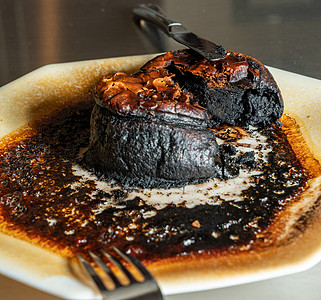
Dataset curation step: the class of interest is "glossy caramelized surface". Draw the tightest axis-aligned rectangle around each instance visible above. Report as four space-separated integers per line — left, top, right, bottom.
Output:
95 50 283 126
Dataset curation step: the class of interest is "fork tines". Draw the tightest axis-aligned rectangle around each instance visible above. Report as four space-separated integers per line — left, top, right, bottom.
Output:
77 246 164 300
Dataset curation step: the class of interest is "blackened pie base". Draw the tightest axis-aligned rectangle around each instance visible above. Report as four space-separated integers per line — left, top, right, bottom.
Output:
84 105 223 188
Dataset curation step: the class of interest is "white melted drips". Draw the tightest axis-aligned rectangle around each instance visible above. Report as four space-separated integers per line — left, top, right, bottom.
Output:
70 127 271 214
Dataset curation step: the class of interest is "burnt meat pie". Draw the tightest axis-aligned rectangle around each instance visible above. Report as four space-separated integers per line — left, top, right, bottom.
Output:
83 50 283 188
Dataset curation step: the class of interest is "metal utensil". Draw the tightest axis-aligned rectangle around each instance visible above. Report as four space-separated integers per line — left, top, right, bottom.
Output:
133 4 226 61
77 246 164 300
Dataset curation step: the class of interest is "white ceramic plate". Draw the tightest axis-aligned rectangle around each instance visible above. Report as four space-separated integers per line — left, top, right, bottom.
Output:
0 55 321 299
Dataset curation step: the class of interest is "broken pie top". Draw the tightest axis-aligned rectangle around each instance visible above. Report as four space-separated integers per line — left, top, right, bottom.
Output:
95 49 284 127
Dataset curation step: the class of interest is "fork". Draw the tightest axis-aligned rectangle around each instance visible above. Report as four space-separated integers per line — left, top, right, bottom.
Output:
77 246 164 300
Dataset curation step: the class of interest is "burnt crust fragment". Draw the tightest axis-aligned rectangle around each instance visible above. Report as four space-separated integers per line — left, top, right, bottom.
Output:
83 50 283 188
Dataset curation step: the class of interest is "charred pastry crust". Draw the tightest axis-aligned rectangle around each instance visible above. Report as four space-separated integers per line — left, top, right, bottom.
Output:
84 50 283 188
95 49 283 126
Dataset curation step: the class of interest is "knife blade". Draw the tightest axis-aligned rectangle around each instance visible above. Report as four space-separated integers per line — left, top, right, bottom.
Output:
133 4 226 62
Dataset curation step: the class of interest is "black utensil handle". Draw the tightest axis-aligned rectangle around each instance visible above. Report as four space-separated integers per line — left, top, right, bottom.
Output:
133 4 177 34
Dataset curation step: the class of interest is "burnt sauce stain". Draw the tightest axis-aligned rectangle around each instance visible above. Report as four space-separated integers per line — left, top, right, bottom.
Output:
0 103 309 262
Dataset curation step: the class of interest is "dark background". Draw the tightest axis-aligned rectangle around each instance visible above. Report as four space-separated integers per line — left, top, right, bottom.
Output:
1 0 321 87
